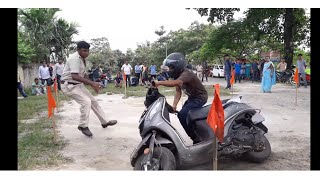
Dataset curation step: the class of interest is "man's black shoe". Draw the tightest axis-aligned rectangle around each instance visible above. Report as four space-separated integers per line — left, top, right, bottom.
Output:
102 120 118 128
78 126 93 137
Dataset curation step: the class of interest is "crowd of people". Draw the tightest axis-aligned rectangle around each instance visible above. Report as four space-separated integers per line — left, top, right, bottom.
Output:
222 53 308 93
17 50 309 98
17 59 65 98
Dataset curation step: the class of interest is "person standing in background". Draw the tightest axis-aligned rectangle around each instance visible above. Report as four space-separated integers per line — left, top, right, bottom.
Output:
196 63 203 80
223 54 232 89
296 54 307 88
150 64 157 79
39 61 51 86
134 62 142 84
52 59 65 91
201 61 209 82
121 60 133 87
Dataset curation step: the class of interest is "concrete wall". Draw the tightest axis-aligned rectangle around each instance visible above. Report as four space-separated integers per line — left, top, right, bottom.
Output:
18 63 40 88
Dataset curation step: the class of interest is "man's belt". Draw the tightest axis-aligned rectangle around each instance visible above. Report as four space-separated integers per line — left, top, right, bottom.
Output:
60 80 81 85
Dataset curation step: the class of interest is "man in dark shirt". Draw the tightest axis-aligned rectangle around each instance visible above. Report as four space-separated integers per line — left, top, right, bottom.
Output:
251 60 259 82
114 72 123 88
223 54 232 89
154 53 208 144
202 61 209 82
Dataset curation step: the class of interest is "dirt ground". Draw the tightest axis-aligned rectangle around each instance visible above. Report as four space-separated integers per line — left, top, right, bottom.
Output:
44 77 310 170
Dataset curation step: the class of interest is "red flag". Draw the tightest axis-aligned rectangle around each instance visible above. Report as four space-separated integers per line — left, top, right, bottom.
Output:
293 67 299 86
47 86 57 119
207 84 225 143
230 69 235 86
53 78 58 93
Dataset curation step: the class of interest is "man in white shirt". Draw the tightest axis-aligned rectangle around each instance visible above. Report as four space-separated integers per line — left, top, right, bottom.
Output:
121 60 132 87
276 58 287 82
52 59 65 90
38 61 51 86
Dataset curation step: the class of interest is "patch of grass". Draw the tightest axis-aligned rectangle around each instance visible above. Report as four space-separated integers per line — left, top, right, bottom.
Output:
18 116 71 170
204 85 230 96
85 84 176 97
18 87 71 170
86 83 230 97
18 88 69 121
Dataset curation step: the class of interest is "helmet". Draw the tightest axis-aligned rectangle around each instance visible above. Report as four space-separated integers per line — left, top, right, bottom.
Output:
162 52 186 79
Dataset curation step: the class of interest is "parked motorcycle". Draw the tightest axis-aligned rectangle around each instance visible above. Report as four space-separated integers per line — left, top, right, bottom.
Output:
276 69 295 85
130 83 271 170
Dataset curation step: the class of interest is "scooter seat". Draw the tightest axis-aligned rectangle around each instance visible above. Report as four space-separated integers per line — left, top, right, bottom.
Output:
187 99 229 122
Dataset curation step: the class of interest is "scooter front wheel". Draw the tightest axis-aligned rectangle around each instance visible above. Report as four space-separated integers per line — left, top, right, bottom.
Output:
133 147 176 170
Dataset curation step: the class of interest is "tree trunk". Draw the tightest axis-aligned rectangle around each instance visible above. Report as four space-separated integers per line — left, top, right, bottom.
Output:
283 8 294 70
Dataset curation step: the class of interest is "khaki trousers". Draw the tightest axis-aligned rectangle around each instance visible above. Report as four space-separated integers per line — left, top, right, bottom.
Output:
197 71 203 79
61 83 107 128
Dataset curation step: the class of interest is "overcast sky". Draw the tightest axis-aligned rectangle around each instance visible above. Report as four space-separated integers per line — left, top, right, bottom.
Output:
56 7 245 52
56 7 310 52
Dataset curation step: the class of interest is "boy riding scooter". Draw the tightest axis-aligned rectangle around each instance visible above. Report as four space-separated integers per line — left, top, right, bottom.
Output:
153 52 207 144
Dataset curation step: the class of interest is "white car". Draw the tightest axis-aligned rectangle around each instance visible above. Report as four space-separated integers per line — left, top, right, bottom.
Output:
211 64 225 77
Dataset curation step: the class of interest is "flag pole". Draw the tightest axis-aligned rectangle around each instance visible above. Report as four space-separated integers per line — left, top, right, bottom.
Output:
212 137 218 170
231 85 233 98
55 80 59 112
295 85 298 106
51 113 57 144
123 72 127 98
125 78 127 98
47 85 57 144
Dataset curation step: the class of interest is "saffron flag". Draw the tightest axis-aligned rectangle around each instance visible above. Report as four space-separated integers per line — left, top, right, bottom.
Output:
206 84 225 143
47 86 56 118
230 69 235 86
53 78 58 93
293 67 299 86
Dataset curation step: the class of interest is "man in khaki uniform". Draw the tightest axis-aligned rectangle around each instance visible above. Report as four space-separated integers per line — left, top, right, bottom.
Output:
195 64 203 79
61 41 117 137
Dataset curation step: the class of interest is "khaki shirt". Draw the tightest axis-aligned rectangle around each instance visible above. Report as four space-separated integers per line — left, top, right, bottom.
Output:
196 65 203 72
61 51 86 83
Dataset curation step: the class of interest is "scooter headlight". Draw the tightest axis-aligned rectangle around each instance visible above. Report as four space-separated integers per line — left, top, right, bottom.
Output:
145 101 162 122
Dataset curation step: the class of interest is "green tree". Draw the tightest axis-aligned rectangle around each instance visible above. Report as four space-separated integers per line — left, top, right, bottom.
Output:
192 8 310 69
134 41 153 66
18 31 36 64
18 8 79 63
88 37 114 66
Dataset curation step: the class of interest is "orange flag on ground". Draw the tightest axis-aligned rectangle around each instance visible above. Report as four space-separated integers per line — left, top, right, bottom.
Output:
293 67 299 86
47 86 57 119
207 84 225 143
53 79 58 93
230 69 235 86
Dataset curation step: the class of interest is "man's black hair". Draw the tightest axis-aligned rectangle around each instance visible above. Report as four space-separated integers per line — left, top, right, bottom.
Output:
298 54 303 56
77 41 90 49
224 54 229 57
34 78 39 81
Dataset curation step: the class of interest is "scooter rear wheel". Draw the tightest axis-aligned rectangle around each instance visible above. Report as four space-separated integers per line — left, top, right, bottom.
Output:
134 147 176 170
243 134 271 163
